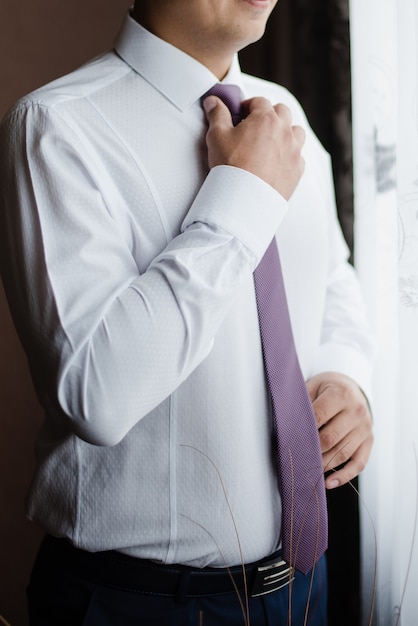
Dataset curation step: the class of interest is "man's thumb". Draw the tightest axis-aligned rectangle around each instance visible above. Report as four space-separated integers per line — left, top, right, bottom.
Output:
202 96 232 126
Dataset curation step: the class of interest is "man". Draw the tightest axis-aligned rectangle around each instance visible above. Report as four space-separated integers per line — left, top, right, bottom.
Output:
0 1 374 624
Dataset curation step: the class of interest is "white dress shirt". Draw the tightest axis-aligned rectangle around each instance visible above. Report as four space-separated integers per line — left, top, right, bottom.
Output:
0 15 373 567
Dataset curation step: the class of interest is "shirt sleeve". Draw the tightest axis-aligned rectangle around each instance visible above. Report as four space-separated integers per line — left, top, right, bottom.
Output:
309 150 375 401
0 102 286 446
276 86 374 399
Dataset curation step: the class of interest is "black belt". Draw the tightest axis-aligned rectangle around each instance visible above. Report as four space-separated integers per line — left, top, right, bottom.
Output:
43 536 295 601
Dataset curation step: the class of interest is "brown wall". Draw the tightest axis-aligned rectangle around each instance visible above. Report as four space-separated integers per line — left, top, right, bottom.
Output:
0 2 131 624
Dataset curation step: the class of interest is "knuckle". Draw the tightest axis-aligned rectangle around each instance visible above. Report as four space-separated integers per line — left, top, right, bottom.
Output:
265 108 281 126
275 102 291 118
337 470 351 486
253 96 270 106
292 124 306 143
315 408 326 426
356 458 367 474
352 401 371 427
334 446 351 466
250 97 275 115
206 123 220 139
320 430 337 450
338 383 351 403
345 457 364 478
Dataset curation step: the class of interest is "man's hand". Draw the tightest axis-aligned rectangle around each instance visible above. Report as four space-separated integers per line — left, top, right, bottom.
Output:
203 96 305 200
306 372 374 490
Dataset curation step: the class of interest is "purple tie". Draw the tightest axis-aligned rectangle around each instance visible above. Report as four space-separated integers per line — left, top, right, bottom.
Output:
203 84 328 574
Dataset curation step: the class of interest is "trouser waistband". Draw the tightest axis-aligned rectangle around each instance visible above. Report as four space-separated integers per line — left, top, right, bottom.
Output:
42 535 295 601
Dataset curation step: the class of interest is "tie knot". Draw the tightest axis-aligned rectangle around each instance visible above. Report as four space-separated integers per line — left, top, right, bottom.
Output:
203 83 243 126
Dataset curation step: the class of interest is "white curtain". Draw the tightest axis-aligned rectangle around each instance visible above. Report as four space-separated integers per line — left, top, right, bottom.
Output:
350 0 418 624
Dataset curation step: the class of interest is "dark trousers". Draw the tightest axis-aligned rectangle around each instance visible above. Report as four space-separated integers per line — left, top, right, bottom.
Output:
27 536 328 626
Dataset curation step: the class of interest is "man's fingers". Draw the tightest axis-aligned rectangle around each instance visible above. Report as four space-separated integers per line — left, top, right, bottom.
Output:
203 94 306 197
322 433 356 470
319 414 352 454
324 435 374 489
311 388 345 429
322 423 374 471
292 124 306 147
272 105 305 148
306 372 374 489
273 102 292 123
242 96 277 115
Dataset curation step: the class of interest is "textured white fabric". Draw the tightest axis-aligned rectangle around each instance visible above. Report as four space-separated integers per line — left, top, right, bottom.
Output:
0 15 373 567
351 0 418 622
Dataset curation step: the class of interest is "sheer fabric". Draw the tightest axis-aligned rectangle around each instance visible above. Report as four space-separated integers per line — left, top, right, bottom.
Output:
350 0 418 623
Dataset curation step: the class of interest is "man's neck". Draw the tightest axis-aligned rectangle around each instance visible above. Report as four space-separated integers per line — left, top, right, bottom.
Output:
131 7 233 80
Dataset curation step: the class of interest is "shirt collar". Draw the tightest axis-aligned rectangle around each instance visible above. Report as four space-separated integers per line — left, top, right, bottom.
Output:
114 14 245 111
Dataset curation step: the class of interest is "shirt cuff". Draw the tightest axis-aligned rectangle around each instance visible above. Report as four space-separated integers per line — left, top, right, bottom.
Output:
309 343 374 405
182 165 288 263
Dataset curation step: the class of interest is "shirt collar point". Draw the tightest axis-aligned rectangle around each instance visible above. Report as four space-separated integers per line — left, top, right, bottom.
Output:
114 14 244 110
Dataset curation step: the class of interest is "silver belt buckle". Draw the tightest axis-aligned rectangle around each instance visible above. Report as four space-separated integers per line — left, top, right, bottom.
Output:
250 557 295 597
